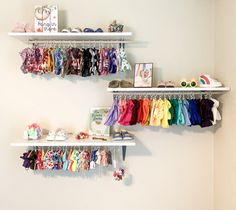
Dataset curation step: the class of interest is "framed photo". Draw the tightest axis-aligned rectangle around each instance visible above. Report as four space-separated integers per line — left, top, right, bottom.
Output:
134 63 153 87
89 107 110 137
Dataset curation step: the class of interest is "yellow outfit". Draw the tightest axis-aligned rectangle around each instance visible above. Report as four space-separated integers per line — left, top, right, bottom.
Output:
149 99 164 126
161 99 171 128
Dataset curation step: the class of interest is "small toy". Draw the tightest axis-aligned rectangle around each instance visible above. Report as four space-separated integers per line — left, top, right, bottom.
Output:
23 123 42 140
76 132 89 140
108 20 124 32
113 168 125 181
180 78 197 87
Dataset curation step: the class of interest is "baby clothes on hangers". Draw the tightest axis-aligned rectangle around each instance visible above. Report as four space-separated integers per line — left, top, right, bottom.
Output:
189 99 202 126
176 99 185 125
149 99 164 126
118 99 134 126
104 99 119 126
199 99 214 128
129 99 140 125
105 96 222 128
19 46 130 77
137 99 143 124
182 99 191 126
109 48 117 74
210 98 221 125
117 47 131 72
161 98 172 128
82 48 92 77
141 98 151 126
20 147 114 172
168 99 175 125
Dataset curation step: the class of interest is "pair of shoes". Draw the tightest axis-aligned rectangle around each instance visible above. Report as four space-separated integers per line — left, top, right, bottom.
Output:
61 27 104 33
108 80 133 88
83 28 103 32
157 81 175 88
61 27 82 33
199 74 222 88
112 131 134 141
12 22 34 32
46 129 68 141
180 78 197 88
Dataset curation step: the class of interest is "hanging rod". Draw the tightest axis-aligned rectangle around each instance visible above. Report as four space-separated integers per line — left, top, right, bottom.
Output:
28 40 133 44
112 91 225 96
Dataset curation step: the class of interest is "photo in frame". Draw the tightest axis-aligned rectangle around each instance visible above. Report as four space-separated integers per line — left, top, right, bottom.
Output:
134 63 153 87
89 107 110 137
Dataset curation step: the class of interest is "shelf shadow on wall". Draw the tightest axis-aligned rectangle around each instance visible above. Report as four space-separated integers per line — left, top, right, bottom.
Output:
33 165 117 179
30 70 135 84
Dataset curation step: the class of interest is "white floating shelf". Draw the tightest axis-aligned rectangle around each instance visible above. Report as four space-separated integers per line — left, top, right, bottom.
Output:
10 136 136 147
107 87 230 93
8 32 133 42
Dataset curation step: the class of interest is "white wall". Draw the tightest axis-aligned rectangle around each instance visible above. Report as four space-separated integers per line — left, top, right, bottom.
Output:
214 0 236 209
0 1 215 210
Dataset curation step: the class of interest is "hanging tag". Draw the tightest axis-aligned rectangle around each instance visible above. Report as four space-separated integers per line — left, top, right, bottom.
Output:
90 161 96 169
113 160 117 169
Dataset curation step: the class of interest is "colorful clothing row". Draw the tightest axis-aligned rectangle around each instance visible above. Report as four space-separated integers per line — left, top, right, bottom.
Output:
20 148 113 171
20 47 131 76
105 98 221 128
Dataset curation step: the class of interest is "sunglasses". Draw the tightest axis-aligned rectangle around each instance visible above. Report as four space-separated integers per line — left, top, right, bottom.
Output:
180 79 197 87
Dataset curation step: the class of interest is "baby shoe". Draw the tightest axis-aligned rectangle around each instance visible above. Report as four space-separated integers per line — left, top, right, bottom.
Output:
46 130 56 140
12 22 26 32
108 80 120 88
120 80 133 88
157 81 165 88
71 27 82 33
55 129 68 141
199 74 222 88
165 81 175 88
95 28 103 32
121 131 133 140
24 23 34 32
112 131 123 141
83 28 94 32
61 28 72 33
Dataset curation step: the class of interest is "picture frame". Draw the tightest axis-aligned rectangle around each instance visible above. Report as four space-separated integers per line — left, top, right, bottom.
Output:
89 107 110 137
134 63 153 87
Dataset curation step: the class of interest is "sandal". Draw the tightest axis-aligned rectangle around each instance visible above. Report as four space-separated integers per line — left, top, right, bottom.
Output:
120 80 133 88
112 131 123 141
55 129 68 141
121 131 133 140
157 81 165 88
108 80 120 88
46 129 68 141
61 28 72 33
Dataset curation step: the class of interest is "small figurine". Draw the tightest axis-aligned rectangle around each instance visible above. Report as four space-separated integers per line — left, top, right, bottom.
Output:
108 20 124 32
23 123 42 140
